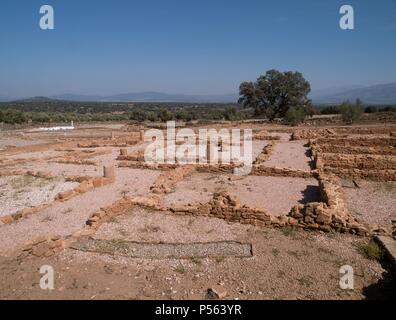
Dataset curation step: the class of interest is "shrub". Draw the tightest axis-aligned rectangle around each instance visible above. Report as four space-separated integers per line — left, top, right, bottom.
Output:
339 101 363 124
284 107 306 126
358 240 385 261
1 109 27 124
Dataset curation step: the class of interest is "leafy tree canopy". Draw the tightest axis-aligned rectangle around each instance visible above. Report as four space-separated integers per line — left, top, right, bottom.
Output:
238 69 312 120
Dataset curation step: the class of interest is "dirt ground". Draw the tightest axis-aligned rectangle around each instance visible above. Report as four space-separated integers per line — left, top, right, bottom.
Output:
0 122 395 300
165 173 321 216
343 180 396 225
0 208 394 300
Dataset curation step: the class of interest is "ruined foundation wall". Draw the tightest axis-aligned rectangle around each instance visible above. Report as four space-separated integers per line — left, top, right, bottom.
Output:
288 175 391 236
310 138 396 181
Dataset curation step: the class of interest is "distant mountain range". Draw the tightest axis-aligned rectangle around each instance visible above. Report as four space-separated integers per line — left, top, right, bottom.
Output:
310 83 396 104
50 92 239 103
2 83 396 104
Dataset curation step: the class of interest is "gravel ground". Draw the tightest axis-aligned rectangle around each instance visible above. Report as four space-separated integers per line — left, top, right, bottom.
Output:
264 141 313 171
164 173 321 215
0 168 160 255
251 140 268 163
0 211 390 300
94 207 250 243
268 132 291 141
71 238 253 259
0 138 48 149
343 180 396 225
0 175 78 217
1 125 395 300
6 150 61 160
229 176 321 215
163 173 233 207
19 162 102 178
91 143 148 166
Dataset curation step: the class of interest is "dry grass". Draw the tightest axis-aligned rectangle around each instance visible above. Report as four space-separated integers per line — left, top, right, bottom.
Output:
281 226 299 238
358 240 385 261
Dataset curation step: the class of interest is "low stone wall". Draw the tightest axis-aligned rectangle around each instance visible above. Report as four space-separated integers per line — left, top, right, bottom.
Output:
321 153 396 170
0 169 54 179
254 130 281 141
168 192 288 228
336 127 396 135
132 173 391 237
291 129 336 140
81 197 135 235
118 161 179 171
310 139 396 181
316 137 396 148
0 173 114 225
117 149 145 161
150 165 196 194
17 235 65 258
52 158 98 166
77 138 139 148
55 177 113 202
251 165 315 178
288 175 391 236
254 141 275 164
322 167 396 181
312 144 396 156
118 160 315 178
0 203 52 225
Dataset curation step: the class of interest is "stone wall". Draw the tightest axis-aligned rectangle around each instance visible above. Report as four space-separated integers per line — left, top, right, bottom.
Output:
0 172 114 225
312 144 396 156
310 138 396 181
316 137 396 148
17 235 65 258
150 165 196 194
288 175 391 236
254 130 281 141
53 158 98 166
291 129 336 140
254 141 275 164
321 154 396 170
139 173 391 237
251 165 315 178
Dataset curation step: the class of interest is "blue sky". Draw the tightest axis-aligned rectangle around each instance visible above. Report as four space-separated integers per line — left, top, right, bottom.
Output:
0 0 395 98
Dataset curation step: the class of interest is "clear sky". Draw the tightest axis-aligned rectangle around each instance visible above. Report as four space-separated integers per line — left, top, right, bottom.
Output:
0 0 395 98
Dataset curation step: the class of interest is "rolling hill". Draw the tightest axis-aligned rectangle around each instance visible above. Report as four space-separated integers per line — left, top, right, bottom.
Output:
312 83 396 104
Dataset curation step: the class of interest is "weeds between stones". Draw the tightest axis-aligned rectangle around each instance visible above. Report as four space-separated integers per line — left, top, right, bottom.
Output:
281 226 299 238
358 240 385 261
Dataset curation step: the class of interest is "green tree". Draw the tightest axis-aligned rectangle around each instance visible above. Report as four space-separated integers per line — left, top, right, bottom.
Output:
2 109 27 124
222 106 244 121
284 106 306 126
157 108 173 122
129 109 147 121
339 100 363 124
238 69 311 120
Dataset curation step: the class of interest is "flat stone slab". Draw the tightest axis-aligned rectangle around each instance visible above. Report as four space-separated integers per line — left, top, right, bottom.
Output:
375 236 396 266
70 238 253 259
